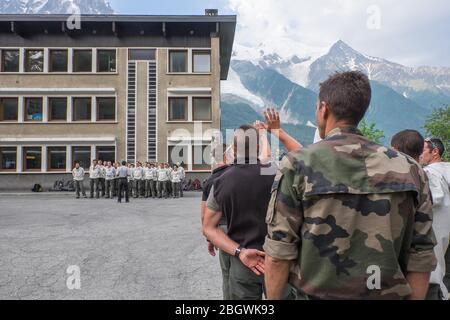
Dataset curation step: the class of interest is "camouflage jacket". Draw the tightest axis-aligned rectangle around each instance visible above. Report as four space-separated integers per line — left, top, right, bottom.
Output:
263 126 436 300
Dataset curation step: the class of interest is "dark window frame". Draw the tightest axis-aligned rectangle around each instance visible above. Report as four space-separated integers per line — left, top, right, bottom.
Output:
168 97 188 121
192 50 211 73
72 146 91 169
24 49 44 73
49 49 68 72
1 49 20 72
96 97 116 121
72 97 92 122
48 97 68 122
0 146 17 171
24 97 43 122
169 50 188 73
47 146 67 172
0 97 19 122
23 146 42 172
73 49 93 73
192 97 212 121
97 49 117 73
96 146 116 163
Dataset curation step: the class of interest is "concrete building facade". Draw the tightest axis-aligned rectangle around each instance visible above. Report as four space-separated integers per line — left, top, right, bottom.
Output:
0 14 236 190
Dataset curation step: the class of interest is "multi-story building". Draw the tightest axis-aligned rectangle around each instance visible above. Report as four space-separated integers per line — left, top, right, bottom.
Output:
0 13 236 190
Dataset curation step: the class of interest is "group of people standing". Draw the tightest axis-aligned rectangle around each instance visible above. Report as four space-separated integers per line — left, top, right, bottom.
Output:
201 71 450 300
72 160 185 202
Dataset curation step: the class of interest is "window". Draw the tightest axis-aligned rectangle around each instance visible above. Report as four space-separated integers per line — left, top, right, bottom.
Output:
1 49 20 72
97 50 116 72
0 98 18 121
72 146 91 169
169 50 188 72
193 97 212 121
192 145 212 171
25 49 44 72
72 97 91 121
23 147 42 171
96 146 115 163
73 49 92 72
193 50 211 73
97 97 116 121
48 147 66 171
168 145 188 167
24 98 43 122
168 97 188 121
49 49 68 72
48 98 67 121
0 147 17 171
129 49 156 61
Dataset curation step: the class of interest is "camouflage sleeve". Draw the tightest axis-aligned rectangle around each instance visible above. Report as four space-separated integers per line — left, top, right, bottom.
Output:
407 168 437 273
263 156 303 261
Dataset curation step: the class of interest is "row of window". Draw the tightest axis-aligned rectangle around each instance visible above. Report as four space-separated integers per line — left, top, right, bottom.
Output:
0 145 212 172
0 48 211 73
0 96 116 122
168 97 212 121
169 50 211 73
0 146 115 172
0 49 116 73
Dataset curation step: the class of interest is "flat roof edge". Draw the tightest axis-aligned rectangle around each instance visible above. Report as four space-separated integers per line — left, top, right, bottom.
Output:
0 14 237 23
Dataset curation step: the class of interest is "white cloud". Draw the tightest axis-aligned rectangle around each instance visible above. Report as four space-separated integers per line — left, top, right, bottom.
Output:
227 0 450 67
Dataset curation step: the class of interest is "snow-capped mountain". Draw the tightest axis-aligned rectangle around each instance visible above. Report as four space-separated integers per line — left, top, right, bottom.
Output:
0 0 114 14
307 40 450 104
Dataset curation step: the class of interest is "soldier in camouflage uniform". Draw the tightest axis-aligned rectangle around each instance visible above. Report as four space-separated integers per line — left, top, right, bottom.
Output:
264 71 437 300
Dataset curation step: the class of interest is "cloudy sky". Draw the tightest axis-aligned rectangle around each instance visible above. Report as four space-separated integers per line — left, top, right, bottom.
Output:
109 0 450 67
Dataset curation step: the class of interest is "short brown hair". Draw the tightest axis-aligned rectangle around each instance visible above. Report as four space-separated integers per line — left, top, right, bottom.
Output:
319 71 372 125
391 130 424 161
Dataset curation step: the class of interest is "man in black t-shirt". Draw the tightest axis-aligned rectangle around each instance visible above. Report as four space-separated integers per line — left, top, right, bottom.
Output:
201 143 231 299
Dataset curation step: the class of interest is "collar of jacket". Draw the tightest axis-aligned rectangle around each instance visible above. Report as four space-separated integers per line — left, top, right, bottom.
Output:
325 126 362 139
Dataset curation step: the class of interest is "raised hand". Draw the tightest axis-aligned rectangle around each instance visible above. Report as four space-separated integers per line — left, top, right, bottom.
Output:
264 108 281 131
239 249 266 275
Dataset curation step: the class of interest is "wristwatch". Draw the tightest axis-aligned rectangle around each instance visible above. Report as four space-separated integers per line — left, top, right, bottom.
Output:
235 246 243 258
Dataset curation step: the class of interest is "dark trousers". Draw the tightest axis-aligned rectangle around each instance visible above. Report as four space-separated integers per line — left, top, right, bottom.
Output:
133 180 144 198
180 179 184 197
118 178 129 202
145 180 157 198
112 179 118 197
172 182 181 198
157 181 168 198
74 180 86 198
98 178 106 197
105 180 114 198
90 178 99 198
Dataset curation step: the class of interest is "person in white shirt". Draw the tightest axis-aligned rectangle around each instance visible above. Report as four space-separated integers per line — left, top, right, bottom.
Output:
104 161 116 199
150 163 158 198
144 162 154 198
72 161 87 199
89 159 100 199
128 163 135 197
171 165 182 198
97 160 106 198
157 163 170 199
420 137 450 300
116 161 130 203
177 162 186 198
133 162 144 198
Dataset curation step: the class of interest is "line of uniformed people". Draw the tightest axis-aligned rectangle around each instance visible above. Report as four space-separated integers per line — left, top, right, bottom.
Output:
72 159 186 202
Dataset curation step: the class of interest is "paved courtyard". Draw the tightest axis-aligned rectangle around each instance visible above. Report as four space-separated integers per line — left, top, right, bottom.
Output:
0 192 222 300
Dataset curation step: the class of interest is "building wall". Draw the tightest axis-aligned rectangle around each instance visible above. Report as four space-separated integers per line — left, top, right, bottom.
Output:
0 40 221 190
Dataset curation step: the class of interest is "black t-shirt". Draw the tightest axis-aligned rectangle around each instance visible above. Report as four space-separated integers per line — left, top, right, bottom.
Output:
210 162 275 250
202 165 230 201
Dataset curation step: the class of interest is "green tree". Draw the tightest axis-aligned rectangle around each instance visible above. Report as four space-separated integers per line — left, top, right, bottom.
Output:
424 105 450 161
359 120 385 144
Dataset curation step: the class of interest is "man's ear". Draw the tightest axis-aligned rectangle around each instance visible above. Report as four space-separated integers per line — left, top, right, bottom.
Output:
321 101 330 120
